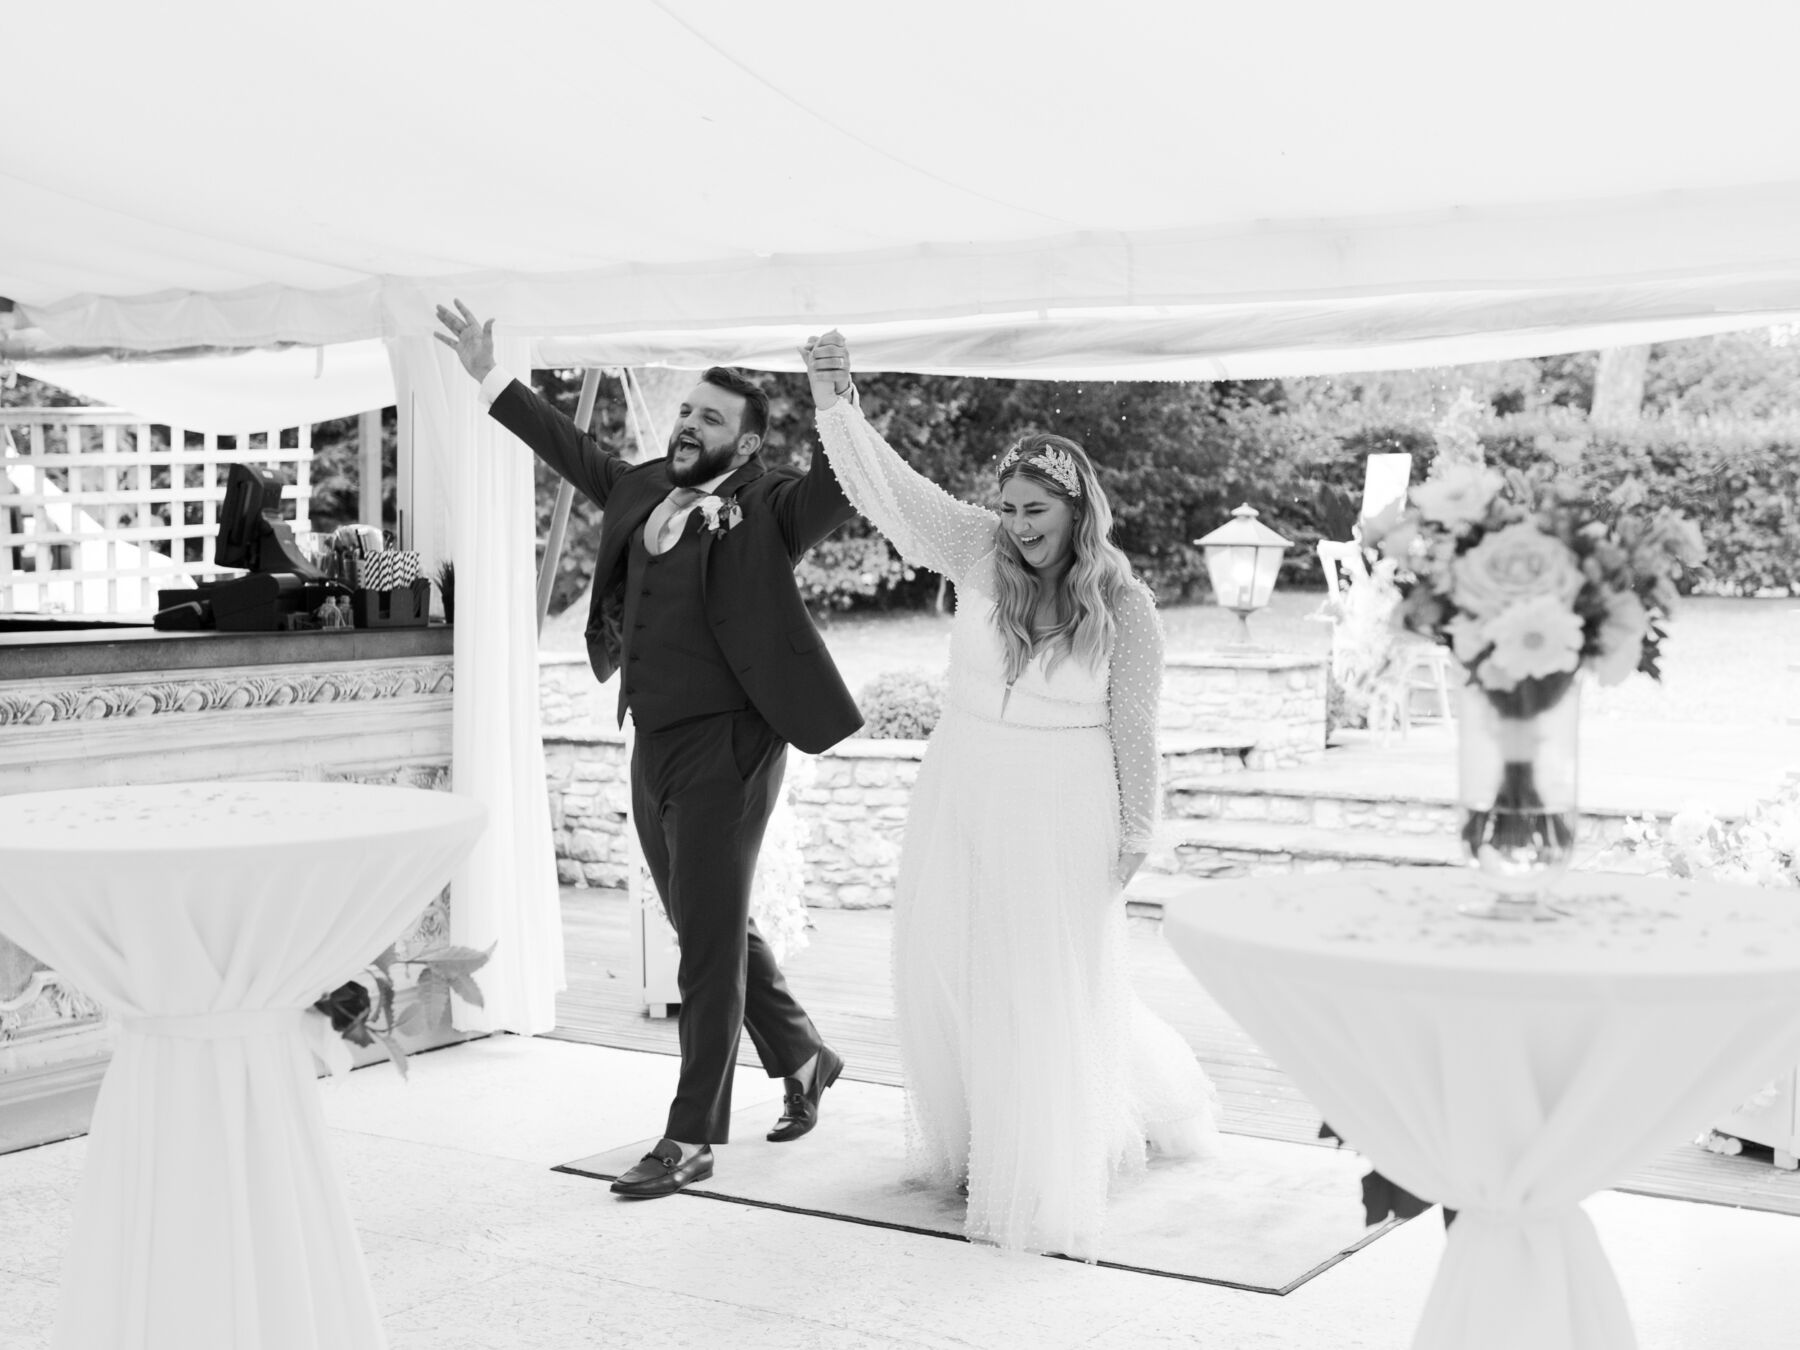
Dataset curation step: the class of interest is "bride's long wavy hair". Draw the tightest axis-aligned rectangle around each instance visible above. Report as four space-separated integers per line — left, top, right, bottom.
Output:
991 434 1137 685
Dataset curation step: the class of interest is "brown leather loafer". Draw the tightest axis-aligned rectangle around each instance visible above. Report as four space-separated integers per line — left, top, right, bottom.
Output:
767 1045 844 1142
609 1140 714 1199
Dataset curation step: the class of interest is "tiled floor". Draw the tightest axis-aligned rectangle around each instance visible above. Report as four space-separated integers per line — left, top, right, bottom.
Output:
4 1035 1800 1349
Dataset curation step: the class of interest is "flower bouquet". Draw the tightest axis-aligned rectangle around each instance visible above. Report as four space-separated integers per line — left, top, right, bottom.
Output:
1368 460 1704 908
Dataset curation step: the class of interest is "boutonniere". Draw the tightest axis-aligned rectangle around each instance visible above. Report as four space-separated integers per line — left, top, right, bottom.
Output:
695 494 744 536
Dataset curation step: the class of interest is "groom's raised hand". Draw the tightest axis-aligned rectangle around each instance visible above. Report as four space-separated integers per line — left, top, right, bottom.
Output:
799 329 852 410
434 299 497 384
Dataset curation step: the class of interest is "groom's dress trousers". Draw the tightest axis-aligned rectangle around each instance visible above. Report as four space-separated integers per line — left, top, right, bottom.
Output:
484 372 863 1144
623 521 821 1140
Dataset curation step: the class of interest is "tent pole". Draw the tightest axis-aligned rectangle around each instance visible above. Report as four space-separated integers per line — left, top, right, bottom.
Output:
535 368 600 633
358 410 383 528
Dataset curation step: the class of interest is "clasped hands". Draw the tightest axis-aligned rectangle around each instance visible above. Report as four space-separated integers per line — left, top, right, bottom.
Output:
799 329 853 409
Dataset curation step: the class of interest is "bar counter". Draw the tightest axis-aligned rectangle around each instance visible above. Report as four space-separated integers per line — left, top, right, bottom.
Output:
1 622 451 679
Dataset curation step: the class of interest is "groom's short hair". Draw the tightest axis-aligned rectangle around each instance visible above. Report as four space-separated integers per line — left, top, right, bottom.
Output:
700 367 770 443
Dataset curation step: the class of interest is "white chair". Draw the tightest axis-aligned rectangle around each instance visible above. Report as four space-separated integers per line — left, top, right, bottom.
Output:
1395 635 1456 733
1317 539 1369 600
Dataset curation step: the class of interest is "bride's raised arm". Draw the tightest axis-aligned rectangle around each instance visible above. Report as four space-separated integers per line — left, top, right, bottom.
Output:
802 332 997 588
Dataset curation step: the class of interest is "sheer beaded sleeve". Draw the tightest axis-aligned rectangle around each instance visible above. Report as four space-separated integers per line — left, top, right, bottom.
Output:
815 399 998 588
1109 579 1166 856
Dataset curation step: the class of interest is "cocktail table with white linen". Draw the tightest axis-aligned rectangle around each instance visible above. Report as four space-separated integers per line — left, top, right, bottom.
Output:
1163 868 1800 1350
0 781 486 1350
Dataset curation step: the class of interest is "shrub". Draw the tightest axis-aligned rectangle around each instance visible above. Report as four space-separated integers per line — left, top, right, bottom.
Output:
857 669 946 740
1480 413 1800 596
795 532 918 611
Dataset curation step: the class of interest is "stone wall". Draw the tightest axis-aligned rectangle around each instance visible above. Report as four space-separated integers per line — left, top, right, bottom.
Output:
542 726 631 890
793 742 917 909
538 651 610 729
541 726 920 909
540 648 1329 908
1159 652 1327 770
542 724 1281 909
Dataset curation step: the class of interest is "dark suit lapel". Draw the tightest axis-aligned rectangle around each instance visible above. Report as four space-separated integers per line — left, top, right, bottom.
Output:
695 458 766 604
596 466 670 585
713 457 766 500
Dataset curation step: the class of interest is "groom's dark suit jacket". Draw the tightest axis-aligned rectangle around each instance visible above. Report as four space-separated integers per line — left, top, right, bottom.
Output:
489 379 864 754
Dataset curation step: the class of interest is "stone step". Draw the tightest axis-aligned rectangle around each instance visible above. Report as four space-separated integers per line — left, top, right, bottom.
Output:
1129 818 1640 913
1150 818 1466 887
1161 736 1251 777
1130 818 1474 909
1164 777 1657 844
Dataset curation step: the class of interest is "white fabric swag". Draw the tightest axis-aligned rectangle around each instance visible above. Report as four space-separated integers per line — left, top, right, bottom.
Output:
389 335 565 1034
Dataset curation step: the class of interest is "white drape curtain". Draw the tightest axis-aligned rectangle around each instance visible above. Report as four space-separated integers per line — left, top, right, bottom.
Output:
387 335 565 1034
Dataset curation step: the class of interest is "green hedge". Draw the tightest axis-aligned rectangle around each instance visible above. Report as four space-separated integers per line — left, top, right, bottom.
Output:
857 669 946 740
1480 413 1800 596
516 366 1799 617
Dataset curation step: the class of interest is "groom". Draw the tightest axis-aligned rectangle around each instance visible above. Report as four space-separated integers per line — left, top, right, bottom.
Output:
436 302 860 1197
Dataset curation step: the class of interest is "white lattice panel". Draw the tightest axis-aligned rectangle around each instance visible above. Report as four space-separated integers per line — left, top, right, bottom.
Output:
1 409 314 617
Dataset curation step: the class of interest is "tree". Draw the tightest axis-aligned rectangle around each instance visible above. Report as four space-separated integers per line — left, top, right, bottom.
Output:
1590 345 1651 424
1643 326 1800 418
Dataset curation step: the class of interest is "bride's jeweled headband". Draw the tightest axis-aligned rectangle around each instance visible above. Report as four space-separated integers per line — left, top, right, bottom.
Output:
998 442 1082 497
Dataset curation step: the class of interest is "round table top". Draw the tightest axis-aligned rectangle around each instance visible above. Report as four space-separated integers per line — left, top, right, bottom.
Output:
0 780 486 858
1163 867 1800 988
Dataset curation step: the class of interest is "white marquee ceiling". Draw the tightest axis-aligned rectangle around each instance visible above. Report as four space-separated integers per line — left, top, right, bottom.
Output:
6 0 1800 404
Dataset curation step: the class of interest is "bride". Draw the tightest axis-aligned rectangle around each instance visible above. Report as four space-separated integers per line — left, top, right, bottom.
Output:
800 332 1217 1260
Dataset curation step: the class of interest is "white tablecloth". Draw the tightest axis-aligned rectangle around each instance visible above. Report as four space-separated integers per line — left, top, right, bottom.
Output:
1164 868 1800 1350
0 781 486 1350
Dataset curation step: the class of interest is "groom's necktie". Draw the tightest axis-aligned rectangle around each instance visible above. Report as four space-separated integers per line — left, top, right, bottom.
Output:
645 487 704 556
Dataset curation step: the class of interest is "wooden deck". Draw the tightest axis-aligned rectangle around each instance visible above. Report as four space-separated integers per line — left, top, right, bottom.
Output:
551 887 1800 1219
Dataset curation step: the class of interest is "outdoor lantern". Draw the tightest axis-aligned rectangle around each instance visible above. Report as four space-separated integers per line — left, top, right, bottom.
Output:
1196 503 1291 645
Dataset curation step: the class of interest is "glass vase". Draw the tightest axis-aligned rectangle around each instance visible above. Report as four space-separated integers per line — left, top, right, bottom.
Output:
1456 673 1580 920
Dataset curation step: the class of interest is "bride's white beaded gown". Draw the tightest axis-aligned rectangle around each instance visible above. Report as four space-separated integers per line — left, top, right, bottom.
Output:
817 400 1218 1260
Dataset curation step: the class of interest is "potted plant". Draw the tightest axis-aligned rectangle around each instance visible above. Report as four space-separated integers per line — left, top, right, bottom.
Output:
434 560 455 624
308 939 492 1079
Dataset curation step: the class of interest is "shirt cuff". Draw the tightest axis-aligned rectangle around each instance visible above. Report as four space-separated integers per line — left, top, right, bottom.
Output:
477 365 514 408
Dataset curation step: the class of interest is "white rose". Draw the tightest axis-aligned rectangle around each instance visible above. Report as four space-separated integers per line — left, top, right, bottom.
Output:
1411 464 1504 532
1452 523 1585 618
1666 803 1716 851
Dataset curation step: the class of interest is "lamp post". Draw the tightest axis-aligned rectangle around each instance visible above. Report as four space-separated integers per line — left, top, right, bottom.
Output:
1196 503 1291 646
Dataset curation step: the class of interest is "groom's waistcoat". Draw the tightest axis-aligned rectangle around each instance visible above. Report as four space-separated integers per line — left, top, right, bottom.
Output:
620 519 747 732
487 378 864 755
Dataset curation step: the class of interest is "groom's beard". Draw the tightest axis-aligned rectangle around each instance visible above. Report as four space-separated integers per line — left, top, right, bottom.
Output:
665 430 738 487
